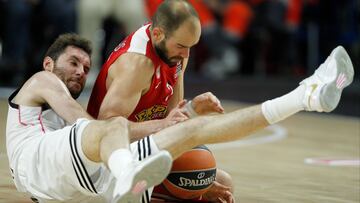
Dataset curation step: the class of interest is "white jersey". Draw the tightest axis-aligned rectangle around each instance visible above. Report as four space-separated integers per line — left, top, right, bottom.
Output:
7 90 65 162
6 89 67 190
6 89 105 201
6 89 160 203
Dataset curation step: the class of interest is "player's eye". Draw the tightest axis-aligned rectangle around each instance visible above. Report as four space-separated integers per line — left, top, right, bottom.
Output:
71 61 77 66
84 67 90 74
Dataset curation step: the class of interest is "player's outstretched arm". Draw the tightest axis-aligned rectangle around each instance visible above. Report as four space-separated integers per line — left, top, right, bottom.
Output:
21 71 92 123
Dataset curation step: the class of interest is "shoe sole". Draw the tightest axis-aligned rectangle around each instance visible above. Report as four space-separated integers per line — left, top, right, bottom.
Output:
320 46 354 112
113 151 172 203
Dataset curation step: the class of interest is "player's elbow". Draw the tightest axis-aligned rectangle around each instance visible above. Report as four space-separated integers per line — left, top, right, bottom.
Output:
98 108 116 120
98 107 129 120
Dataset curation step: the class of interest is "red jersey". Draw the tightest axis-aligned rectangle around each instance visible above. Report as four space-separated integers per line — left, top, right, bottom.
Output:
87 24 182 121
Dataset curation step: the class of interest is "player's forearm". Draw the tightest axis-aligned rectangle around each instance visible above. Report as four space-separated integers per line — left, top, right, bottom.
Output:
59 100 93 124
128 119 168 142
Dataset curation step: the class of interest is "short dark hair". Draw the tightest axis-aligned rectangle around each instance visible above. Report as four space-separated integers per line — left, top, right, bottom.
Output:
152 0 199 36
45 33 92 62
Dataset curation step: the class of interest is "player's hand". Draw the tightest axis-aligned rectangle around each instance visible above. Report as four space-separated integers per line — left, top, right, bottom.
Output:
192 92 224 115
164 100 189 127
202 181 235 203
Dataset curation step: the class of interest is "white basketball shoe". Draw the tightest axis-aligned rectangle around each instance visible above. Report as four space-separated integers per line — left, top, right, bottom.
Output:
111 151 172 203
300 46 354 112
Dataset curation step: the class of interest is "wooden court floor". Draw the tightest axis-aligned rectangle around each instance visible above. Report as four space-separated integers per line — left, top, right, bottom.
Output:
0 99 359 203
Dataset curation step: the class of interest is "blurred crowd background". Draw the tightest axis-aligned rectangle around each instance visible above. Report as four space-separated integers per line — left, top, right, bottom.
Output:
0 0 359 87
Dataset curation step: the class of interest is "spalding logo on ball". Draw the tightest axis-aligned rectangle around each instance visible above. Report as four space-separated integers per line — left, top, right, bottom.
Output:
167 169 216 189
161 145 217 199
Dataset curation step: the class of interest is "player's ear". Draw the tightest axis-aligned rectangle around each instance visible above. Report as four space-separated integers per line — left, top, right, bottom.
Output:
43 56 54 72
152 27 165 42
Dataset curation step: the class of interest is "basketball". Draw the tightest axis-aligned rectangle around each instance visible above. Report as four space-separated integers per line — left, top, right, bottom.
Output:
161 145 217 199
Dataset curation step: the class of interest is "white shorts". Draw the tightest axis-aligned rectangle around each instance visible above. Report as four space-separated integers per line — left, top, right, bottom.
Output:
12 119 160 202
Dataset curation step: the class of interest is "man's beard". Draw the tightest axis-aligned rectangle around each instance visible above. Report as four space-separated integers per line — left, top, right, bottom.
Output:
68 83 82 99
154 40 177 66
53 66 83 99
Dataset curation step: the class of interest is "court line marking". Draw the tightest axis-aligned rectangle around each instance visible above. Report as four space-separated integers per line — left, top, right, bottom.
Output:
304 158 360 166
207 124 288 150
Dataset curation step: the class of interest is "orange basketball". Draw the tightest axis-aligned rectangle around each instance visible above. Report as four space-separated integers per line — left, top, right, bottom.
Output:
161 145 217 199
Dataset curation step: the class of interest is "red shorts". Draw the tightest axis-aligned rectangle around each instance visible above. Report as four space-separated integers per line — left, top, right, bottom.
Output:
152 184 210 202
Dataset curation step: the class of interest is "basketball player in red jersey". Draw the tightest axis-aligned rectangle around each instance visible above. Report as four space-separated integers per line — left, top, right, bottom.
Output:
87 0 235 202
86 0 355 198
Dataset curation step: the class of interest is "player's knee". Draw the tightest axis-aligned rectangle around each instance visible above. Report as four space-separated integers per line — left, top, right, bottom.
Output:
104 117 129 134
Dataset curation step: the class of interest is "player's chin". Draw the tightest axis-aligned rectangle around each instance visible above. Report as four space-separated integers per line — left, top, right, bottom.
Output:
69 81 83 91
69 85 84 97
71 86 83 93
70 89 82 99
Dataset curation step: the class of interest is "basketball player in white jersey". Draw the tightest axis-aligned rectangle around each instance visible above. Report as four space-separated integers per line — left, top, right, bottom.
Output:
6 33 173 203
6 36 354 203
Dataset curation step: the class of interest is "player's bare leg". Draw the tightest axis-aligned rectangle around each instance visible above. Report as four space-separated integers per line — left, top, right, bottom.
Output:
81 117 131 163
154 104 268 158
153 46 354 159
81 117 172 203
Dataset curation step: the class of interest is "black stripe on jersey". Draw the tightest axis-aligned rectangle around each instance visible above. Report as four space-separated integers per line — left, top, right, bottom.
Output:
70 126 91 192
140 137 152 203
8 88 20 109
145 190 150 203
69 125 98 194
71 162 85 189
142 195 146 203
142 138 146 158
145 137 151 203
137 140 142 161
137 139 146 203
146 136 151 155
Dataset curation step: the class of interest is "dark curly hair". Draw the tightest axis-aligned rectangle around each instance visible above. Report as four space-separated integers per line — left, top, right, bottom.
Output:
45 33 92 62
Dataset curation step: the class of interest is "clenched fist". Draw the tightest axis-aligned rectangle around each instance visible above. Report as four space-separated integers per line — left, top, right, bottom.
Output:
191 92 224 115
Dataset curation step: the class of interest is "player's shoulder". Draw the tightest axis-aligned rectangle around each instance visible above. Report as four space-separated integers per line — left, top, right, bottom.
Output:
112 52 154 75
122 52 153 66
131 52 154 69
32 70 57 80
14 71 63 106
29 71 62 88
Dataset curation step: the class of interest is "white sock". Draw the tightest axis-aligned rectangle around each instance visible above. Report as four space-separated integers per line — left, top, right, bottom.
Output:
108 149 133 179
261 85 306 124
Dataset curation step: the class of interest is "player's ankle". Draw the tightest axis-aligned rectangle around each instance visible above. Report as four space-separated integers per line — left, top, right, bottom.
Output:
261 85 306 124
108 149 133 178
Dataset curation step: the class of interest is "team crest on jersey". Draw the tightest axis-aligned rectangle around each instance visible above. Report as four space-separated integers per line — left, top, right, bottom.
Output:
135 105 168 122
114 37 127 51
